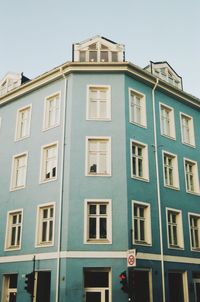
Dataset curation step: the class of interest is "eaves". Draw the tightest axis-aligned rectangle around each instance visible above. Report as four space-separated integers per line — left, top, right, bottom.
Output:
0 61 200 110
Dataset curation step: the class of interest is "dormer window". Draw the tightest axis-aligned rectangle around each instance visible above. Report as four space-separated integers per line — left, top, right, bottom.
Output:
0 72 29 97
73 35 125 63
144 62 183 90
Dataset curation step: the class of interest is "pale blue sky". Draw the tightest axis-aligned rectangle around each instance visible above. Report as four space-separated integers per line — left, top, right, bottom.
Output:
1 0 200 97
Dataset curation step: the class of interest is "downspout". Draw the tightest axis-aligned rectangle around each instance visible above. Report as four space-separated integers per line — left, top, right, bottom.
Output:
152 78 166 302
55 68 68 302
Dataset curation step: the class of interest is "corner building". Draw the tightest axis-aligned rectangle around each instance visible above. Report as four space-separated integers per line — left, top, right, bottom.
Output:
0 35 200 302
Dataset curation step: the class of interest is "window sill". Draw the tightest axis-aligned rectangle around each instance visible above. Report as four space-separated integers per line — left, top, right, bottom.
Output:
186 190 200 196
161 133 176 141
133 242 152 247
129 121 147 129
35 242 54 248
85 239 112 244
4 246 21 251
168 245 184 250
182 141 196 148
131 176 149 183
164 184 180 191
87 173 111 177
10 185 25 192
39 177 57 184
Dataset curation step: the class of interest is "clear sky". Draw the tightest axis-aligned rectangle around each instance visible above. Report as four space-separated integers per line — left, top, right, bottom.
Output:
1 0 200 98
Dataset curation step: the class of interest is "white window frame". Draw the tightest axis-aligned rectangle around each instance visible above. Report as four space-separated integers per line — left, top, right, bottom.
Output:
180 112 195 147
35 202 55 247
86 137 111 176
130 139 149 181
84 268 111 302
10 152 28 191
87 85 111 121
39 142 58 183
166 208 184 249
5 209 23 251
188 213 200 252
132 200 152 246
129 88 146 127
15 104 32 141
162 151 179 190
159 103 176 139
43 92 61 130
84 199 112 244
184 158 200 195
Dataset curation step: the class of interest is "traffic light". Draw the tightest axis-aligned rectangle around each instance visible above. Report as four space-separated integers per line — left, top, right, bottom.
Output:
24 272 34 295
119 271 129 294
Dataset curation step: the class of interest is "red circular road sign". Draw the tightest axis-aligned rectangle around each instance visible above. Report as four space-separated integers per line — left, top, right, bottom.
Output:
128 254 135 266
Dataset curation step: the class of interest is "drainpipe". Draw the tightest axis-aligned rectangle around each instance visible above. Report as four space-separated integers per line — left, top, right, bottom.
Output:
152 78 166 302
55 68 68 302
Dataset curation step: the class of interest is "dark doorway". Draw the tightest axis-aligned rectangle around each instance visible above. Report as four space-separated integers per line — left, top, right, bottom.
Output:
168 272 184 302
36 271 51 302
129 270 151 302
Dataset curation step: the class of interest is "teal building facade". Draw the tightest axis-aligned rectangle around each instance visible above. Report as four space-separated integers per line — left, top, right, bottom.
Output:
0 36 200 302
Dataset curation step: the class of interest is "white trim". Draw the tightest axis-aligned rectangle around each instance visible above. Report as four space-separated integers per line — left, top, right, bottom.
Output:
183 157 200 195
42 91 61 131
162 150 180 190
128 88 147 128
130 139 149 181
39 141 59 184
166 207 184 250
4 208 23 251
132 200 152 246
188 212 200 252
180 112 195 147
159 102 176 140
86 85 111 121
85 136 111 177
2 251 200 264
35 202 56 248
10 151 28 191
14 104 32 141
84 199 112 244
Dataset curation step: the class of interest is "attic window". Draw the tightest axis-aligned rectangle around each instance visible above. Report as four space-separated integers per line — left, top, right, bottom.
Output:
89 43 97 50
100 51 108 62
101 44 108 49
89 51 97 62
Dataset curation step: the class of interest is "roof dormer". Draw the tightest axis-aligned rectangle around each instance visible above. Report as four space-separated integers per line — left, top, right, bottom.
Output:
72 35 125 63
0 72 30 97
144 61 183 90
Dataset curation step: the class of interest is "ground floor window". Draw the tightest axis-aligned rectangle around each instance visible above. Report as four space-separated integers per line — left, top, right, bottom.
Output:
129 269 152 302
168 271 188 302
2 274 18 302
84 268 110 302
193 272 200 302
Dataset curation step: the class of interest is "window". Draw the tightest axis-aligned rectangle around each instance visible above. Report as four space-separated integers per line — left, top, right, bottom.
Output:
86 137 111 176
132 201 151 245
163 151 179 189
36 203 55 246
180 113 195 146
5 210 23 250
84 200 112 243
189 214 200 250
160 103 175 139
2 274 18 302
184 159 200 194
15 105 31 140
167 209 184 249
84 269 111 302
10 152 28 190
40 143 58 182
87 86 111 120
131 140 149 181
129 89 146 127
43 92 60 130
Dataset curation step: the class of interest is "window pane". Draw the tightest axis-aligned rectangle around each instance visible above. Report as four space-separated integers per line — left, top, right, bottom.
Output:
100 218 107 238
89 218 96 238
